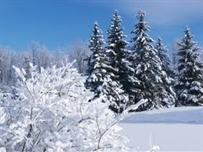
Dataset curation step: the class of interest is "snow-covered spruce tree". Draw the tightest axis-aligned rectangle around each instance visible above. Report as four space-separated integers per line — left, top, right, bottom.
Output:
128 11 175 111
85 21 126 113
155 38 177 106
175 27 203 106
106 10 127 82
105 10 129 112
0 62 131 151
85 21 107 98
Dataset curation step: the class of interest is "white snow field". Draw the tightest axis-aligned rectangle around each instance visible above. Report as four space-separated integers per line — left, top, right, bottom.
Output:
120 106 203 152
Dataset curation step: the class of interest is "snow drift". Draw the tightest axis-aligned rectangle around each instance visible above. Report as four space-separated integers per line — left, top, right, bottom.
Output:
122 106 203 124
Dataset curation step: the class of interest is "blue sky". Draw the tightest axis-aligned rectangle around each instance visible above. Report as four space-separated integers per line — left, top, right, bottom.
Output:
0 0 202 51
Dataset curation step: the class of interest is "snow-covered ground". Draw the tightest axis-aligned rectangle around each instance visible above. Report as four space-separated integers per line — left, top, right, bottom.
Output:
120 107 203 151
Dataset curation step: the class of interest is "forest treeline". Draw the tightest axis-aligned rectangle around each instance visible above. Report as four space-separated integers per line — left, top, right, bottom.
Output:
84 10 203 112
0 10 203 112
0 41 89 87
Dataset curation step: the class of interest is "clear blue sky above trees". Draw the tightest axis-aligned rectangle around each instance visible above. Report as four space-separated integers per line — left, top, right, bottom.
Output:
0 0 202 51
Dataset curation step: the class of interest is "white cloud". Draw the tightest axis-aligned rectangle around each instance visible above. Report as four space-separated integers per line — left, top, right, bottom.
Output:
114 0 203 25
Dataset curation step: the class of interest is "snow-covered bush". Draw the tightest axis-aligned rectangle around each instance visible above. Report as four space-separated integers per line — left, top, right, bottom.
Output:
0 62 129 152
0 62 160 152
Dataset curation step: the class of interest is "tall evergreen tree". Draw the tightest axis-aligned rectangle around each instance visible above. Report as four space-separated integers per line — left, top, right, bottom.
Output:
128 11 175 111
85 21 107 98
85 22 126 113
106 10 127 75
155 38 177 107
106 10 128 111
175 27 203 106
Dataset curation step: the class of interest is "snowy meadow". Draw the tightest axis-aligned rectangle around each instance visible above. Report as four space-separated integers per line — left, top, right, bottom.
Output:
121 106 203 151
